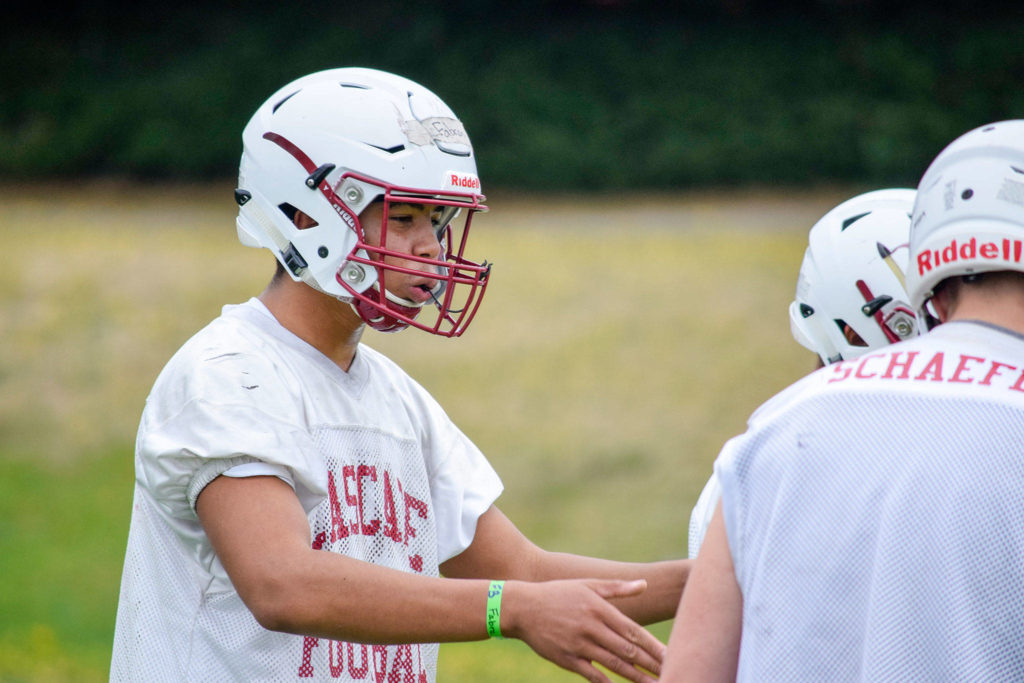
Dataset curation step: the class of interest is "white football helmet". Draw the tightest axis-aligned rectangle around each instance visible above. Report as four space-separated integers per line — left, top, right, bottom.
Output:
235 67 491 336
789 189 918 364
908 119 1024 321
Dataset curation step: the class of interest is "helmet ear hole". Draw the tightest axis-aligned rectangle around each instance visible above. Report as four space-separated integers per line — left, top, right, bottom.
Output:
278 203 297 222
835 320 868 347
278 204 318 229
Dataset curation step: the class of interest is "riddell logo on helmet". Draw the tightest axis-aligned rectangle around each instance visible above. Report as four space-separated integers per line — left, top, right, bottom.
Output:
331 203 357 230
446 172 480 192
917 237 1024 274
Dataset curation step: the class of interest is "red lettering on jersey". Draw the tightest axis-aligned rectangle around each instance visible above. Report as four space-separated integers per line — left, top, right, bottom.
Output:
980 361 1017 386
828 362 853 383
881 351 919 379
327 472 350 542
1010 369 1024 393
950 354 986 383
349 643 370 679
318 465 433 552
914 352 945 382
388 644 416 683
298 636 320 677
343 465 359 536
404 489 428 544
382 471 403 542
295 620 427 679
373 645 388 683
854 353 884 379
330 639 345 677
357 465 381 536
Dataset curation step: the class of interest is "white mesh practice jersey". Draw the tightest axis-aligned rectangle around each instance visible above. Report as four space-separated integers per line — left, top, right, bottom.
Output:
111 299 503 682
715 320 1024 681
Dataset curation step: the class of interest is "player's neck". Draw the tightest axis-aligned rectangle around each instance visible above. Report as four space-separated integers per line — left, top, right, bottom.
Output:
259 278 365 371
945 286 1024 337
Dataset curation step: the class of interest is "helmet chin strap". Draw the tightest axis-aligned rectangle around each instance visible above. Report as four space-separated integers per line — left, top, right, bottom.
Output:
349 283 421 333
382 285 427 310
428 284 466 314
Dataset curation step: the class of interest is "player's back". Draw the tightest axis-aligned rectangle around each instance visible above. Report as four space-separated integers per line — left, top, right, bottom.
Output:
717 320 1024 681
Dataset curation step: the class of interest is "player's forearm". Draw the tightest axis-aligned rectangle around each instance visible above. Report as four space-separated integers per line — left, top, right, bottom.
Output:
529 551 691 624
612 558 690 624
251 549 493 644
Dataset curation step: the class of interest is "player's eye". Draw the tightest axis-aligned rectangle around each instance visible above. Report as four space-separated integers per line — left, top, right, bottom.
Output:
388 212 415 225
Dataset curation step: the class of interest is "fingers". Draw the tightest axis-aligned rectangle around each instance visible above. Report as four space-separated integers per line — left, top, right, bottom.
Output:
585 581 665 673
508 579 665 683
562 655 653 683
568 658 613 683
566 649 657 683
588 612 663 680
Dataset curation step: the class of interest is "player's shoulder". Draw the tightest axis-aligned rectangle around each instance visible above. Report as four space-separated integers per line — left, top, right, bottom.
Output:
745 368 827 429
169 307 272 370
148 301 297 407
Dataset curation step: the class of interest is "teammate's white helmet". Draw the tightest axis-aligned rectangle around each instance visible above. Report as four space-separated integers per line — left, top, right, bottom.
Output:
908 119 1024 317
789 189 917 365
235 67 491 337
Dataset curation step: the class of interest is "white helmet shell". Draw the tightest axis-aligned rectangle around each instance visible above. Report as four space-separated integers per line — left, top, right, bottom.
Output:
789 189 917 364
907 119 1024 314
235 67 490 336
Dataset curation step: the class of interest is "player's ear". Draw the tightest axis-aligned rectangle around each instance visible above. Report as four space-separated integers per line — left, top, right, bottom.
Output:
292 208 318 230
929 282 954 323
841 324 867 347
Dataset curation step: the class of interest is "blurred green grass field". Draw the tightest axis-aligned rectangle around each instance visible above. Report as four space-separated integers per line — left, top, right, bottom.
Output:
0 182 848 680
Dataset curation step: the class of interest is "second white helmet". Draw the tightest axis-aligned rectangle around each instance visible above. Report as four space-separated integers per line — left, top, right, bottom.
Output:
789 189 918 364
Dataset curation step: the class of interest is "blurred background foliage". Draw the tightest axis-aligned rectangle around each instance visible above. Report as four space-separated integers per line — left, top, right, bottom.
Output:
3 0 1023 190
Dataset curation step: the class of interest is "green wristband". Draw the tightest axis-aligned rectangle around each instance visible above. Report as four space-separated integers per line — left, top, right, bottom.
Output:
486 580 505 639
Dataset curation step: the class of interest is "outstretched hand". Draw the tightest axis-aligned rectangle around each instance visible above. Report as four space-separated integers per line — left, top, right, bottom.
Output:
502 578 665 683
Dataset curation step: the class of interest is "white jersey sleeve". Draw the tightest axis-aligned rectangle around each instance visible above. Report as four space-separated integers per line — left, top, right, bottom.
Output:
687 473 722 559
688 372 819 559
136 343 329 519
